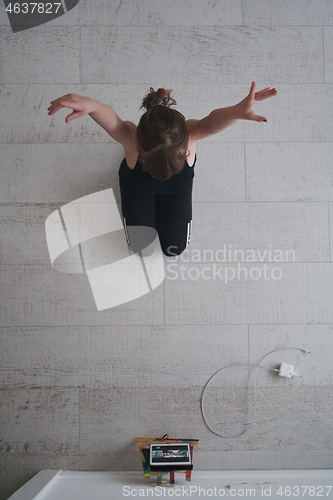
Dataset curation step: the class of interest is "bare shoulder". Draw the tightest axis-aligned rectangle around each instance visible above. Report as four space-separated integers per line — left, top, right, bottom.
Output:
123 120 137 134
185 117 212 142
185 119 199 134
186 118 204 141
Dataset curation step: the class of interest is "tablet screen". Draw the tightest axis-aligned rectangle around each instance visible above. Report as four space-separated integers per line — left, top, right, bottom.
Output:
150 444 191 466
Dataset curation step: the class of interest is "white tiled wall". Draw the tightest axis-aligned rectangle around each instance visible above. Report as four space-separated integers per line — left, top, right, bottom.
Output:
1 0 333 498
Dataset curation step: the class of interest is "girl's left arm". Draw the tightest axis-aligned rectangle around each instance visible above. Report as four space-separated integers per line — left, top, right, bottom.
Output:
186 82 277 141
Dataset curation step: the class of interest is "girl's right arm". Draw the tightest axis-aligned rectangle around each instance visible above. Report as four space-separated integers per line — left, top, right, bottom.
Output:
47 94 135 147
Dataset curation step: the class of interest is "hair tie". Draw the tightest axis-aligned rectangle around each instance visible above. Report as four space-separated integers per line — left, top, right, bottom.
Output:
150 97 164 107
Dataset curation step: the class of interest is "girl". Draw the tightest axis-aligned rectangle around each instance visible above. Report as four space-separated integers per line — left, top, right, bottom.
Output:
48 82 277 256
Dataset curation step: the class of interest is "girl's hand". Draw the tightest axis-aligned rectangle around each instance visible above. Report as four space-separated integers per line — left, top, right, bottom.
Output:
47 94 98 123
236 82 278 122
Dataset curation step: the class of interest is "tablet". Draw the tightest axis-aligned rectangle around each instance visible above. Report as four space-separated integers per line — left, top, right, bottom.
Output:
149 443 191 466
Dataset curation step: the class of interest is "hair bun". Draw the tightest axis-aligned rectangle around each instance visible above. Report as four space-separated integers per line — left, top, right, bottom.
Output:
141 87 177 111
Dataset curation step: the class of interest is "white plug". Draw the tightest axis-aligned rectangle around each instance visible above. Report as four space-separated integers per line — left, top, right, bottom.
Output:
278 363 300 378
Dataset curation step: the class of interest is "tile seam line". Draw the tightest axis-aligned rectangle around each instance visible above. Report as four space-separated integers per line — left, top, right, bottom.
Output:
79 24 82 85
323 26 326 83
1 81 327 84
0 201 331 205
0 384 288 388
2 23 331 26
2 261 333 264
244 142 247 202
1 24 329 27
2 140 333 143
1 82 332 85
0 322 329 327
2 322 333 327
1 326 331 330
328 204 331 260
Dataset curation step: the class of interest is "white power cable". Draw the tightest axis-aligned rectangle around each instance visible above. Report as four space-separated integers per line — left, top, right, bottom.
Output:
200 347 310 439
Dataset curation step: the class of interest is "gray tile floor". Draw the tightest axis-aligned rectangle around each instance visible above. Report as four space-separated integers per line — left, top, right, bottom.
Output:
1 0 333 498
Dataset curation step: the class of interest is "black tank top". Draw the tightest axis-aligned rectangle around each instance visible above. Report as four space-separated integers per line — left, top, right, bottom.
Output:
118 156 195 195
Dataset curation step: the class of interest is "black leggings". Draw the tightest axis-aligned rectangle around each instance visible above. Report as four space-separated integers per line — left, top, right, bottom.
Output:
119 174 193 257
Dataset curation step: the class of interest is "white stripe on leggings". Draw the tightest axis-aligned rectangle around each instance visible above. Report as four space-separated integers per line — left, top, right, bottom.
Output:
123 217 130 246
186 220 192 245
